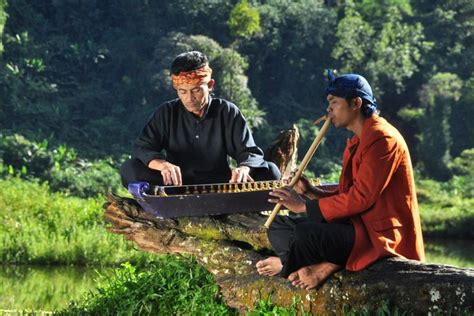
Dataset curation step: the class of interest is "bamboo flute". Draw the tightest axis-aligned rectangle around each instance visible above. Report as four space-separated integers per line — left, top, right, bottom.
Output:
263 116 332 228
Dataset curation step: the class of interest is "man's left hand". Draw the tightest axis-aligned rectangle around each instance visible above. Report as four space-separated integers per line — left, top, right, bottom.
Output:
229 165 254 183
268 187 306 213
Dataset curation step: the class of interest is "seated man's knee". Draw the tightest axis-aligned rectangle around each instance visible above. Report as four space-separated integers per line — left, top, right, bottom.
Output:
267 161 281 180
120 158 142 187
251 161 281 181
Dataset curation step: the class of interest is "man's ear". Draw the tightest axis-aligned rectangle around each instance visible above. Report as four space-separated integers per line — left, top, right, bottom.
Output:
351 97 363 110
207 79 215 91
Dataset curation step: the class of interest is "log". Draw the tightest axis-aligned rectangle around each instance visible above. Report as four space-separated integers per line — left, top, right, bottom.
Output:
104 194 474 314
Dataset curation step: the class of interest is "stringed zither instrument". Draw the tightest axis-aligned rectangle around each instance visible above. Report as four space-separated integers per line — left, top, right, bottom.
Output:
128 179 337 218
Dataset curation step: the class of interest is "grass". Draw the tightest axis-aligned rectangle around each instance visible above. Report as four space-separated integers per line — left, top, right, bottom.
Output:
416 177 474 239
58 258 234 315
0 177 154 266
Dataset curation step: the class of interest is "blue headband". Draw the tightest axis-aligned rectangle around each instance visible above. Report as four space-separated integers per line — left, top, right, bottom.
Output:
325 70 378 116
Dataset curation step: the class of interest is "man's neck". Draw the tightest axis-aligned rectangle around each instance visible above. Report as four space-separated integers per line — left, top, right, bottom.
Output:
194 96 211 118
192 104 208 118
347 114 367 137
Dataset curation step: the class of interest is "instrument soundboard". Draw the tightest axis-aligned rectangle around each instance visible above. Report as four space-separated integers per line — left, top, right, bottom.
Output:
128 179 334 218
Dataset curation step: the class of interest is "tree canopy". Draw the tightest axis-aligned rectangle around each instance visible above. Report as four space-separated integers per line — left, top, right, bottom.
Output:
0 0 472 180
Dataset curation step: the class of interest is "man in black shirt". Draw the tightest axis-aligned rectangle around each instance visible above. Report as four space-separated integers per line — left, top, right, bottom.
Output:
120 51 280 186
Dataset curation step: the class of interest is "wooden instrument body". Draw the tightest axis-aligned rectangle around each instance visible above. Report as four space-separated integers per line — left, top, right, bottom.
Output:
128 181 339 218
128 181 276 218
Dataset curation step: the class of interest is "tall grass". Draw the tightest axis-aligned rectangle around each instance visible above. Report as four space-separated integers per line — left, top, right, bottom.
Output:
0 177 153 266
416 177 474 238
59 258 234 315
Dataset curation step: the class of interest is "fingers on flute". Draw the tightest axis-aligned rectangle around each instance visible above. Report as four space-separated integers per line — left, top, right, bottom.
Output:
268 188 289 203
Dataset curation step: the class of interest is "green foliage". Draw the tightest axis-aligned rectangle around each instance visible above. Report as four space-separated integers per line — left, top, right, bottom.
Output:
356 0 413 17
0 177 153 265
416 73 462 180
332 2 432 94
253 0 335 115
416 174 474 238
59 259 233 315
0 133 53 177
331 5 375 74
412 0 474 78
0 133 123 198
450 148 474 177
397 107 424 121
228 0 262 40
451 77 474 156
0 0 6 54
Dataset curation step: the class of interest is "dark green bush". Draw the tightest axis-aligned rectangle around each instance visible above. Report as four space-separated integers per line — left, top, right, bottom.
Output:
0 133 122 197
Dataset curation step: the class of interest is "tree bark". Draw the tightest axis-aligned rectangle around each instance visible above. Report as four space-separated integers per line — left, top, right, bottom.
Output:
104 194 474 314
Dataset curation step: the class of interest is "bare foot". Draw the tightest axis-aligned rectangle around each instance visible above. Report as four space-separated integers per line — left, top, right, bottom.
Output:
256 257 283 276
287 270 303 287
289 262 341 290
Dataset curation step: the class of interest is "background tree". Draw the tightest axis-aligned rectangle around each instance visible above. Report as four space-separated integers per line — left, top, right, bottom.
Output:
332 0 432 102
417 73 462 180
228 0 262 41
451 77 474 157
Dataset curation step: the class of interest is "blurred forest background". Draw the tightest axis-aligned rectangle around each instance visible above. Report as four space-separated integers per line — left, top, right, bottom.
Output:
1 0 473 185
0 0 473 313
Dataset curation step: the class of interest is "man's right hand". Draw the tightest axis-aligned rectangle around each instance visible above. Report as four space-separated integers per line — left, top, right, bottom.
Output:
148 159 182 186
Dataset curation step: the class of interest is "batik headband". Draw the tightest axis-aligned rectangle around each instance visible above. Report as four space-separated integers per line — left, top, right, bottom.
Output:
171 65 213 87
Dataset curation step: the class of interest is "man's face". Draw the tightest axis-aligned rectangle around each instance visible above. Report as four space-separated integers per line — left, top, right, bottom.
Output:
326 94 358 129
176 80 214 115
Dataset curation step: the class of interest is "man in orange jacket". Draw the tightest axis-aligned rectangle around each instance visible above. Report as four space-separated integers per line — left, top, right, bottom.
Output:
256 72 425 289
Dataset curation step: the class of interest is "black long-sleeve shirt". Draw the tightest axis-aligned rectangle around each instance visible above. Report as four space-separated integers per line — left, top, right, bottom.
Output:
132 97 268 184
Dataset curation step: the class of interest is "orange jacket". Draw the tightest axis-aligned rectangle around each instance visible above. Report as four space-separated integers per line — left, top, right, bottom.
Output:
318 115 425 271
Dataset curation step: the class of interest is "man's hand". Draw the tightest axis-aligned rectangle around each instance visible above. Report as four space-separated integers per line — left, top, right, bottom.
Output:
268 187 306 213
293 176 311 195
285 173 316 199
148 159 182 186
286 171 330 200
229 165 254 183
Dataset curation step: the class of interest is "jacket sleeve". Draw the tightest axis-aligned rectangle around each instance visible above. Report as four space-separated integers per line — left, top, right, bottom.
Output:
319 134 403 222
132 107 168 166
224 105 267 169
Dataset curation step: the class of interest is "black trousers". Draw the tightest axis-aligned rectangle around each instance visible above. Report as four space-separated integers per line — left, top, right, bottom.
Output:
268 215 355 278
120 158 281 187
